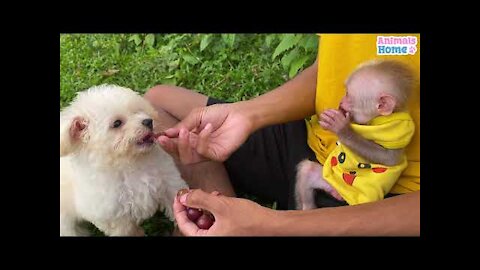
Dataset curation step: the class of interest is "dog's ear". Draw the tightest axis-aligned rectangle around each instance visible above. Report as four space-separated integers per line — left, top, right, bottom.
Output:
60 114 88 156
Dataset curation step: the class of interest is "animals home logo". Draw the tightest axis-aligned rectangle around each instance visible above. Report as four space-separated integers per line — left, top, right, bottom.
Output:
377 36 417 55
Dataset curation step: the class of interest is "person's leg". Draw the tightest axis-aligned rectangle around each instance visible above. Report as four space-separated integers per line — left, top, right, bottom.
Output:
220 117 317 210
144 85 236 197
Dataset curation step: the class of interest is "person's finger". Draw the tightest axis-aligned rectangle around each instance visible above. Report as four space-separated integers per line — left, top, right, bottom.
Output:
173 195 202 236
178 189 223 216
196 123 213 157
157 136 179 159
154 131 165 138
163 127 180 138
173 108 204 133
178 128 193 164
189 132 199 148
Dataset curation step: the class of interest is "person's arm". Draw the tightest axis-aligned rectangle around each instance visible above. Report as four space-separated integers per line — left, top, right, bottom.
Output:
272 191 420 236
235 59 318 133
174 189 420 236
159 59 318 163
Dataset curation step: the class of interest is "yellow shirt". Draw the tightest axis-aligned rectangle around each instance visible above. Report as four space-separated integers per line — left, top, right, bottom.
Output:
322 112 415 205
306 33 420 194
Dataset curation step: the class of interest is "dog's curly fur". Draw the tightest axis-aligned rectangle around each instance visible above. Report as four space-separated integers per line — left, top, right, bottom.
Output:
60 84 188 236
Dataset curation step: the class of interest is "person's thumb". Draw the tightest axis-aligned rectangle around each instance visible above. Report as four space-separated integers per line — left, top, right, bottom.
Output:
178 189 222 215
164 108 204 138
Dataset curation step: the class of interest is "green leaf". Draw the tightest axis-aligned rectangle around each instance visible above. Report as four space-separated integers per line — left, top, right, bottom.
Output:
167 59 180 69
128 34 142 46
182 53 199 65
294 34 303 44
144 34 155 48
101 69 120 77
222 34 236 47
289 55 309 78
200 34 212 51
303 35 318 50
297 35 308 48
281 48 300 70
265 34 276 47
272 34 297 60
114 42 121 56
162 77 177 85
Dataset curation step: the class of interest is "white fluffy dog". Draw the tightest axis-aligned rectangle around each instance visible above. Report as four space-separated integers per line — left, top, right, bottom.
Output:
60 84 188 236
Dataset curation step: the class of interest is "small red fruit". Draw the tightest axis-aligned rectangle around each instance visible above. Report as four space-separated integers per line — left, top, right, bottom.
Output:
177 188 216 229
196 213 214 229
186 207 203 222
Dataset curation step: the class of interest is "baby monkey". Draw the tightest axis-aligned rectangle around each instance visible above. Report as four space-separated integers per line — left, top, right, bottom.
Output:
296 59 416 209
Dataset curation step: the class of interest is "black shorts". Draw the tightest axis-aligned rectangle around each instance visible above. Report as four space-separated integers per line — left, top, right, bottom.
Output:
207 97 350 210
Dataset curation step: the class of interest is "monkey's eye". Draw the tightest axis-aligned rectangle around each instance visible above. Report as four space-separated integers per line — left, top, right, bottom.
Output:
112 120 123 128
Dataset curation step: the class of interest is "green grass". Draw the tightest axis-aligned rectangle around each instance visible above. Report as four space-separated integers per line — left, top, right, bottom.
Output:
60 33 318 236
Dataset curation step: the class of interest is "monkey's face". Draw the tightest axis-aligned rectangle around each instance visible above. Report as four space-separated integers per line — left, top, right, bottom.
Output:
343 71 383 124
340 90 379 124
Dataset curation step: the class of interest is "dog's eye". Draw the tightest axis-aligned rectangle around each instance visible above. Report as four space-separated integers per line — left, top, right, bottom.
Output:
112 120 123 128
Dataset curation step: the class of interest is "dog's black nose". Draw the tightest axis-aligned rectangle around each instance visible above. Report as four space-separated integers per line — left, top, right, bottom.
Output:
142 118 153 129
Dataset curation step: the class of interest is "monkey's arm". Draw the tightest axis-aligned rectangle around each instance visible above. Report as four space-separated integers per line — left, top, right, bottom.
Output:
337 127 404 166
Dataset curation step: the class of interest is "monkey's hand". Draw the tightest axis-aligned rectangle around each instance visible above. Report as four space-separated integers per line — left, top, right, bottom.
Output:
319 109 352 136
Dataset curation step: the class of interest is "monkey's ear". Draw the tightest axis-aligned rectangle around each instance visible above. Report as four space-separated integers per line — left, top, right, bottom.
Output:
60 114 88 156
377 94 396 116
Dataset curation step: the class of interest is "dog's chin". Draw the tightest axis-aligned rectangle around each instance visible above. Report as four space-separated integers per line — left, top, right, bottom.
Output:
136 132 156 150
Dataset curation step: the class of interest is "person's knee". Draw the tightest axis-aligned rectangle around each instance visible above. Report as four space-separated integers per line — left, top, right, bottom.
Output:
144 84 209 121
144 84 176 103
178 161 235 197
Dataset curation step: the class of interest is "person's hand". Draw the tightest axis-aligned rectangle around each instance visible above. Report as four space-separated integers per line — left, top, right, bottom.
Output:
319 109 352 137
173 189 277 236
157 103 253 164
